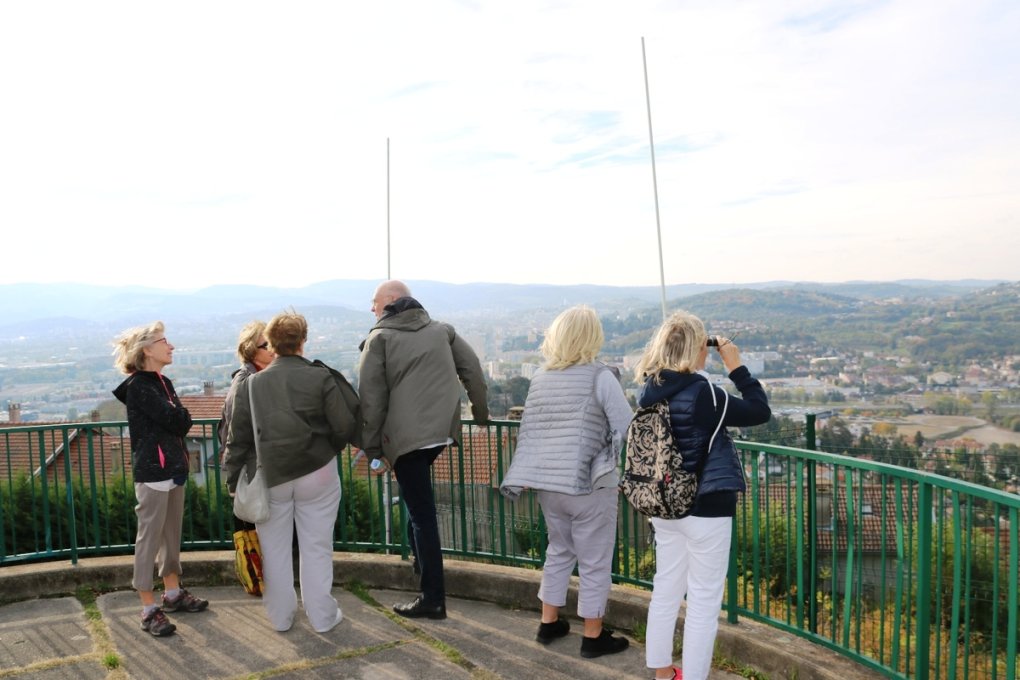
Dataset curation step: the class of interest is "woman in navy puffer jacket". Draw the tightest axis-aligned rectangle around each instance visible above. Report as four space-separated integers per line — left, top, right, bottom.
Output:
635 311 770 680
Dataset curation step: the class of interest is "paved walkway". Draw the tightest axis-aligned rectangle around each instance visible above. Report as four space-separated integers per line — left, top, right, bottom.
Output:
0 553 879 680
0 584 742 680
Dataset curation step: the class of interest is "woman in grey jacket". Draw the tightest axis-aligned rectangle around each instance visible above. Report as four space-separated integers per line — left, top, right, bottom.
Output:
225 312 357 634
500 305 633 659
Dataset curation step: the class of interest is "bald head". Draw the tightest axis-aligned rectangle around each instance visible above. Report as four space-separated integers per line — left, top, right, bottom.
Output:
371 280 412 319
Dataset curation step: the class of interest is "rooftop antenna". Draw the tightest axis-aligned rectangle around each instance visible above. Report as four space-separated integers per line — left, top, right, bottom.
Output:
642 37 668 321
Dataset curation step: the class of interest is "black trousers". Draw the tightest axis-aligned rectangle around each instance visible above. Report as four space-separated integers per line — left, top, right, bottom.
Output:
393 445 445 605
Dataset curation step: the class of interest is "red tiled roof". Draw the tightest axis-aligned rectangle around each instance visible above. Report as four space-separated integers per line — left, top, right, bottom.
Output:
747 483 920 554
344 427 515 487
180 395 226 439
433 428 513 486
0 423 127 482
1 423 66 478
180 395 225 419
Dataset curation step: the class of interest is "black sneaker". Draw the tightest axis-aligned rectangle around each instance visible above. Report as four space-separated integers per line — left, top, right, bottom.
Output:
162 589 209 613
141 608 176 637
393 595 447 620
580 628 629 658
536 617 570 644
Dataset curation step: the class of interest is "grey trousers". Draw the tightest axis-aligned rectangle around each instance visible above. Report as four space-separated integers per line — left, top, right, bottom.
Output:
536 486 618 619
132 483 185 591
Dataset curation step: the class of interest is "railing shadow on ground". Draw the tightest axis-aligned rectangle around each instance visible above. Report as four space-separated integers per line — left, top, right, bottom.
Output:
1 418 1017 680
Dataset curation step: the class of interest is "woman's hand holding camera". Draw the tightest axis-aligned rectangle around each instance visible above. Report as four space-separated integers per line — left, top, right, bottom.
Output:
711 337 743 374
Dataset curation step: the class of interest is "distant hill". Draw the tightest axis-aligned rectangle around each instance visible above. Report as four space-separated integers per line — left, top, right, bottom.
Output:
605 281 1020 363
0 278 1004 328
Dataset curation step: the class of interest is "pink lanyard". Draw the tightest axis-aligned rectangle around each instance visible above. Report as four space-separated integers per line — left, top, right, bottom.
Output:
154 372 184 469
156 372 174 404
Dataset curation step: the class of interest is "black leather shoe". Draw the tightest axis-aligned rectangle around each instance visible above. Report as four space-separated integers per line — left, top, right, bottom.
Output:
580 628 629 658
393 596 447 620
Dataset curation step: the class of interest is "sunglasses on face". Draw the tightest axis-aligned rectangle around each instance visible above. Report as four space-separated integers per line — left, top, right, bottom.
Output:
257 342 270 350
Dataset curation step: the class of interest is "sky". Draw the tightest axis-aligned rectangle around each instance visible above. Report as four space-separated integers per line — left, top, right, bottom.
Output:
1 0 1017 291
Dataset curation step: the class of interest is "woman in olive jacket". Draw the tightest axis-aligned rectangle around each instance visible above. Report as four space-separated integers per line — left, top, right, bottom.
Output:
113 321 208 639
224 312 356 634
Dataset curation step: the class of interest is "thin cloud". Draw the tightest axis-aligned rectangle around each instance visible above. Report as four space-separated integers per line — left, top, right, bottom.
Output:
0 0 1016 289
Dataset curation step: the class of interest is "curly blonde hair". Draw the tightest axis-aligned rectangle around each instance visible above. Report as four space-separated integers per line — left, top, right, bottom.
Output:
112 321 165 374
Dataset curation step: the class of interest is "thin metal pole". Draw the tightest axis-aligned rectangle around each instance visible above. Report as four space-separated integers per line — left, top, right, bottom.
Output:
385 137 393 551
642 37 668 321
386 137 391 279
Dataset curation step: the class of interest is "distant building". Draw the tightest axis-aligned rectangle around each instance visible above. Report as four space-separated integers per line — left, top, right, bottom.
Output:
520 362 540 379
739 353 766 374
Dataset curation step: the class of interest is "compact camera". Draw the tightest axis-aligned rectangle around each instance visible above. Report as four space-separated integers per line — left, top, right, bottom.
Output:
707 337 719 347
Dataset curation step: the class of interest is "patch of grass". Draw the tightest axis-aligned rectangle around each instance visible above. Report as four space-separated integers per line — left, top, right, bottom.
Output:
73 584 129 678
631 620 647 643
220 640 407 680
342 581 490 677
715 652 769 679
75 586 102 622
344 580 377 606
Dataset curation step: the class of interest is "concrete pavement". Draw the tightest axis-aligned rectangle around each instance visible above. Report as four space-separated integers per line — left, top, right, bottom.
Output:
0 553 879 679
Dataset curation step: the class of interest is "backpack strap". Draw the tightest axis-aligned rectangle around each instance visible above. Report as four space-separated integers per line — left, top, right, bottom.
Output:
706 386 729 456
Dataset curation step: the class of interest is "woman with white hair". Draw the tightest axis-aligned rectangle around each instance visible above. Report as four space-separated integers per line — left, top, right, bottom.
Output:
113 321 209 638
500 305 633 659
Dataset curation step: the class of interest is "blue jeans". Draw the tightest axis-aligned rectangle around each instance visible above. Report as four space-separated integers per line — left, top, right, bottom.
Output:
393 446 446 605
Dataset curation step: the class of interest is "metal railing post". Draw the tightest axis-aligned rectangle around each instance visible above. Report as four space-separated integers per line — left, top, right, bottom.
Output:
915 483 933 680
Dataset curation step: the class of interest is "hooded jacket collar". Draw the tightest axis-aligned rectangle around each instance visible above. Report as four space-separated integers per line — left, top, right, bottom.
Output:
112 370 161 404
373 296 431 332
638 369 708 407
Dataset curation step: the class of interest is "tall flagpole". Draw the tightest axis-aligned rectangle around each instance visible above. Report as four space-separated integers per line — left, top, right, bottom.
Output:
386 137 391 279
384 137 392 552
642 37 668 321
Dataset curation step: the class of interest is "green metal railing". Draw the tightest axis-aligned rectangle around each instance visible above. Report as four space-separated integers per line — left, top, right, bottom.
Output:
1 418 1017 680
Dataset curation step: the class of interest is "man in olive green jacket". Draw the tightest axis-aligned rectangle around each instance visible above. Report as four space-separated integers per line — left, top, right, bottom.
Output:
358 280 489 620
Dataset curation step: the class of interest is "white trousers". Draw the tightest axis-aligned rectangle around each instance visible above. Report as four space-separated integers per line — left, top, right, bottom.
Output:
645 515 732 680
257 460 341 632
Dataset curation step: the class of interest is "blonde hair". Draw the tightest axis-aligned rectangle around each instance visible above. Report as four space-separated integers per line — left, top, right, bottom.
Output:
634 310 707 383
540 305 604 370
265 311 307 356
112 321 165 374
236 320 267 364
